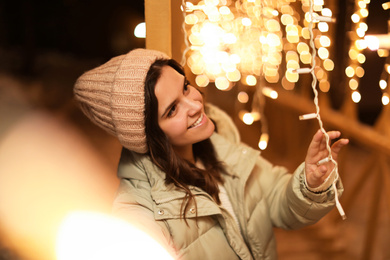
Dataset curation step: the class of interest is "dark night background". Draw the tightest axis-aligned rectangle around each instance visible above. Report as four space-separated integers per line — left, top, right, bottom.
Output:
0 0 145 62
0 0 146 115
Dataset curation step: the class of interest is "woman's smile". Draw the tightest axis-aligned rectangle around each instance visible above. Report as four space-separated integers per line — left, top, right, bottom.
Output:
188 113 204 129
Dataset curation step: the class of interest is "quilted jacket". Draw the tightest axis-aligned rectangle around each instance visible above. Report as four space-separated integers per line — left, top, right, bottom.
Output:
112 104 343 259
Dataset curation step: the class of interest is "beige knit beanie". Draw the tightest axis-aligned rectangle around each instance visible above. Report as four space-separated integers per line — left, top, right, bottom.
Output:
74 48 169 153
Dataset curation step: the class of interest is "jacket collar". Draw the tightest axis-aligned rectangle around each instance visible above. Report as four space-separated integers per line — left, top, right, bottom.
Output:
210 133 259 182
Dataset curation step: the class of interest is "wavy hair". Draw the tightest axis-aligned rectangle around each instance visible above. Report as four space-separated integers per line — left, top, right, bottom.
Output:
144 59 226 220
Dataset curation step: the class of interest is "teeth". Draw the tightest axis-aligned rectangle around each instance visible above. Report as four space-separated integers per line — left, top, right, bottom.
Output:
190 114 203 128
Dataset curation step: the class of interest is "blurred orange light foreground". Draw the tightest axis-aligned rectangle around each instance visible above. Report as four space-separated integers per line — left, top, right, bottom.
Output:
56 211 174 260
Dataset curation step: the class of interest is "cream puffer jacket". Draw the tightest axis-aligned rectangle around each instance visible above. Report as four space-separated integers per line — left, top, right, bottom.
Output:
113 104 343 260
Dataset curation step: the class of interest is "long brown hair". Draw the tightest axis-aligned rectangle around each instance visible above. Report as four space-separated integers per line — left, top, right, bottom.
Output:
144 58 226 219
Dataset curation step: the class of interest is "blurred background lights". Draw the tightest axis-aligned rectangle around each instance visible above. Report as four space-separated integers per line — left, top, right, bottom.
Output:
258 133 269 150
365 35 380 50
243 113 255 125
239 111 260 125
262 87 278 99
346 66 355 78
379 79 387 89
382 93 390 105
242 17 252 26
134 22 146 38
351 13 360 23
181 0 336 149
349 78 359 90
195 74 210 87
237 91 249 103
323 59 334 71
246 75 257 86
352 91 362 103
215 76 230 90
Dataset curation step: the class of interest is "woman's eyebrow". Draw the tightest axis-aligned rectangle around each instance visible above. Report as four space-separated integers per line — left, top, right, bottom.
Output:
161 75 187 118
161 99 176 118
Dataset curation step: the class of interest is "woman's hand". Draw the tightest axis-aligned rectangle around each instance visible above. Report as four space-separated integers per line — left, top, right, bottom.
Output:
305 130 349 188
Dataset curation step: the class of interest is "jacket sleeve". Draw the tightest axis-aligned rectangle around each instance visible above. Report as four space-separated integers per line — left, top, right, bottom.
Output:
112 178 178 258
256 156 343 230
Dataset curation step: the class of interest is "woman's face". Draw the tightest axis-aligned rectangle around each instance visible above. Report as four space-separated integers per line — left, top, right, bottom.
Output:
154 66 215 158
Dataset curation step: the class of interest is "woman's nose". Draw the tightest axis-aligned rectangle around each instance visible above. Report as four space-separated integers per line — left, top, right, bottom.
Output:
185 97 202 116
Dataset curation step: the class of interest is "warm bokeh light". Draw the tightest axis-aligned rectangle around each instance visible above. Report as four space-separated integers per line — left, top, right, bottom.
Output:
242 17 252 26
352 90 362 103
240 111 260 125
382 93 390 105
215 76 231 90
360 8 369 17
318 22 329 32
56 211 174 260
246 75 257 86
349 78 359 90
356 66 365 78
323 59 335 71
378 49 389 57
243 113 255 125
258 133 269 150
318 47 329 59
357 53 366 63
351 13 360 23
286 69 299 82
319 35 331 47
345 66 355 78
226 69 241 82
379 79 387 89
262 87 278 99
319 79 330 92
349 49 358 60
300 51 312 64
355 39 367 50
237 91 249 103
195 74 210 87
134 22 146 38
344 1 371 103
0 111 120 260
365 35 380 50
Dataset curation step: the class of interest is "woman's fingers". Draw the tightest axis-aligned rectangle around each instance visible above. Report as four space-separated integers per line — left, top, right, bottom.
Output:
331 138 349 161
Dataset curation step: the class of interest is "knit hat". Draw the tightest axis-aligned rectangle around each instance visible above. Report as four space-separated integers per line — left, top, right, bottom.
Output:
74 48 169 153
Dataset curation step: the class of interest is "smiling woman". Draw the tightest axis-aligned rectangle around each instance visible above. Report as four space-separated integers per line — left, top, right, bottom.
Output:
73 48 348 259
153 65 215 161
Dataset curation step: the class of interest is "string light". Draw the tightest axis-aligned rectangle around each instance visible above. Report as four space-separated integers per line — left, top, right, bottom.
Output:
258 133 269 150
296 0 346 220
181 0 334 90
345 1 371 104
363 3 390 106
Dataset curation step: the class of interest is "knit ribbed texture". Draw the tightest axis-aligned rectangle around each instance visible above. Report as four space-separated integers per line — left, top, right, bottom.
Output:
74 48 169 153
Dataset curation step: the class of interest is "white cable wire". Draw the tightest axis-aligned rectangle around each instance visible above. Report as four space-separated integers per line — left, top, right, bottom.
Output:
306 0 346 220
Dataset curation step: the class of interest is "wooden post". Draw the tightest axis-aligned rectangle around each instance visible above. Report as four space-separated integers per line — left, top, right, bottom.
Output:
144 0 184 61
145 0 172 57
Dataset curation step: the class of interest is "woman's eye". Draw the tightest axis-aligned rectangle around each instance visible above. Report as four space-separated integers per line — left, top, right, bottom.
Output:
184 80 190 91
167 105 176 117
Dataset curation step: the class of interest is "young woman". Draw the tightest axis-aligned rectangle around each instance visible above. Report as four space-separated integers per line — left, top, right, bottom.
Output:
74 48 348 259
